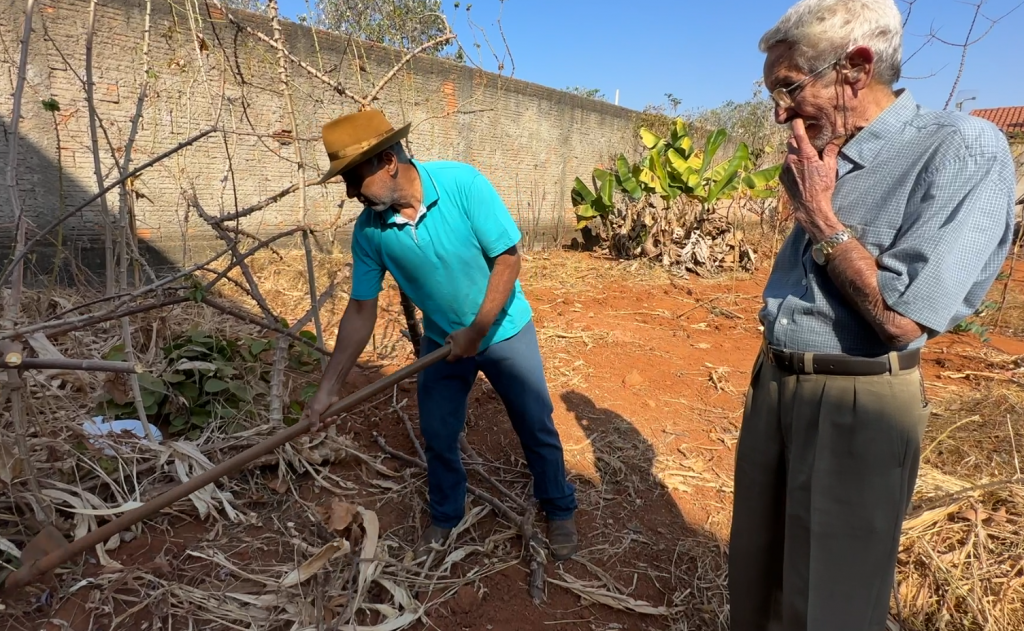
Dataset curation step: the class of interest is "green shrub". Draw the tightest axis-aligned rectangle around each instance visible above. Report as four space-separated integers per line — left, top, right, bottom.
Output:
94 324 322 438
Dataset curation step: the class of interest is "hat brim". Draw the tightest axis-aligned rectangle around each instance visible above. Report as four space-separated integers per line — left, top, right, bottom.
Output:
315 123 412 185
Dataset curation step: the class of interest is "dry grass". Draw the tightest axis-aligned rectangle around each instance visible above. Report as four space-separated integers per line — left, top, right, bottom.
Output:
521 249 679 292
1 249 695 630
0 296 536 629
521 251 1024 631
892 364 1024 631
3 249 1024 630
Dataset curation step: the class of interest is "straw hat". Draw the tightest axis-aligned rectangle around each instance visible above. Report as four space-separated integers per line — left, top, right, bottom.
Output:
315 109 411 184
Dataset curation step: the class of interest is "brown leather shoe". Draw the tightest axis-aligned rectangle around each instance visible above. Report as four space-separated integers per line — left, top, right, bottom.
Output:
547 517 578 561
413 524 452 561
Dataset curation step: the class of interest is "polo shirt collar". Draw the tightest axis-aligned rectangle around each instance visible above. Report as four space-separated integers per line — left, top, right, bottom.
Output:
385 159 440 225
839 88 917 167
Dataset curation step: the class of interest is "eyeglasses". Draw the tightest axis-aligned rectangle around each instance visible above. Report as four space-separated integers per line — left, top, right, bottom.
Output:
770 55 844 109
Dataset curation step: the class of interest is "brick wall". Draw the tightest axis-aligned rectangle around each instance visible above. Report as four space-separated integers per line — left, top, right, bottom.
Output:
0 0 638 278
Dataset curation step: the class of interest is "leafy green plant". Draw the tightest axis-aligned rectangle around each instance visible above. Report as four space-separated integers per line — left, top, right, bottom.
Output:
573 119 780 229
94 324 322 438
570 117 782 274
952 301 999 343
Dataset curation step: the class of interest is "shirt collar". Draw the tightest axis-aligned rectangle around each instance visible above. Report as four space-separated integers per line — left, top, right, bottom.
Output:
385 158 439 225
839 88 918 167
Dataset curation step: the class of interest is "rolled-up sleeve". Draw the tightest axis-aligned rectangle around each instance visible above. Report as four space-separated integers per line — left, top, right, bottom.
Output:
877 151 1015 334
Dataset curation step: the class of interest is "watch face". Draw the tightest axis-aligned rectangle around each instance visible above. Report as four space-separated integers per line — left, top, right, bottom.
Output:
812 246 826 265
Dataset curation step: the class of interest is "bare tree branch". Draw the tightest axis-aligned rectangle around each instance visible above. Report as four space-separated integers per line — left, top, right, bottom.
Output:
268 0 325 375
1 227 305 341
897 0 1022 108
2 0 36 331
900 0 918 28
84 0 116 295
943 1 983 109
0 127 219 290
365 23 456 105
207 0 367 105
115 0 157 442
1 0 50 526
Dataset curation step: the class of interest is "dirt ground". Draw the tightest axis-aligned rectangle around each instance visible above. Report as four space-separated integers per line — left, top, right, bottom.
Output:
5 249 1023 631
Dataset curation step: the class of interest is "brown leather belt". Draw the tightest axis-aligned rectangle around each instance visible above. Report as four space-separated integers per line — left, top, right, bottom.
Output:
765 344 921 376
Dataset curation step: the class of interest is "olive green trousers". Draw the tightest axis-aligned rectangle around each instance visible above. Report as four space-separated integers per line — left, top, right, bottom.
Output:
728 343 931 631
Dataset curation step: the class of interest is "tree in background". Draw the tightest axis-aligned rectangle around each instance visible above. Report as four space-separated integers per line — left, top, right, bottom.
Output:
685 81 787 169
225 0 462 59
564 85 606 101
312 0 460 58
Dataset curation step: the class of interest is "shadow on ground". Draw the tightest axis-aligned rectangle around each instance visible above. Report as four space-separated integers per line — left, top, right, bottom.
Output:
560 390 731 629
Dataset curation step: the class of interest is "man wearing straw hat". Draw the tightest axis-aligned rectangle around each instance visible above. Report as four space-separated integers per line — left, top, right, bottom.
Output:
302 109 578 562
729 0 1016 629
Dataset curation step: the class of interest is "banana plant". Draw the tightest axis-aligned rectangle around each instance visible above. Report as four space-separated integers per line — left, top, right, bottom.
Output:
571 169 615 229
742 163 783 199
571 117 783 228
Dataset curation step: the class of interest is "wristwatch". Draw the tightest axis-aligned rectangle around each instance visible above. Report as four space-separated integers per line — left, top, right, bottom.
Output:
811 229 852 265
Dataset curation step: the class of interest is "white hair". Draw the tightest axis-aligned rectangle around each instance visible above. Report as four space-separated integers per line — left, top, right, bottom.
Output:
759 0 904 86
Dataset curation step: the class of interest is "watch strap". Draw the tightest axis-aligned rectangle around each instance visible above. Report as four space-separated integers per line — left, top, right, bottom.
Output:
813 229 852 264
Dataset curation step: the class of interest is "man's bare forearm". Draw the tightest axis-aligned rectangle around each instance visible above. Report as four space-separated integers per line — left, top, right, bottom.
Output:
470 246 521 335
826 240 925 347
320 298 378 393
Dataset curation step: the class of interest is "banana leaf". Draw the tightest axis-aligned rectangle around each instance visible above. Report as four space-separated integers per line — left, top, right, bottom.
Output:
616 155 643 199
706 143 750 205
698 128 728 179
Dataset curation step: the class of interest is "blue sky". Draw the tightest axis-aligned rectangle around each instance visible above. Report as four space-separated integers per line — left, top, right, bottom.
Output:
277 0 1024 114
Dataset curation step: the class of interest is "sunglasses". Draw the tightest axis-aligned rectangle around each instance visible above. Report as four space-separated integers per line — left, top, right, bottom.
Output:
770 54 845 109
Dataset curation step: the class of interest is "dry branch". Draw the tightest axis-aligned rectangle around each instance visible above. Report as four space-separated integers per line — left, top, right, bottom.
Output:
942 1 983 111
212 175 339 226
364 27 457 105
0 127 219 290
1 226 304 341
372 432 548 602
85 0 115 295
301 232 327 371
1 0 47 527
459 433 527 511
394 398 427 464
1 356 141 373
46 295 192 338
112 0 157 442
187 192 279 321
206 0 365 104
186 191 295 423
2 0 37 332
200 297 328 354
0 342 49 524
47 244 230 319
269 0 325 373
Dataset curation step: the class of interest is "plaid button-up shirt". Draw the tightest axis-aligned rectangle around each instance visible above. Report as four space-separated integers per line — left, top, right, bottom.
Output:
760 89 1016 357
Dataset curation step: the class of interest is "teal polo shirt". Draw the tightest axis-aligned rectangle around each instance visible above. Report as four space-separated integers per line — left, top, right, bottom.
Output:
349 159 533 351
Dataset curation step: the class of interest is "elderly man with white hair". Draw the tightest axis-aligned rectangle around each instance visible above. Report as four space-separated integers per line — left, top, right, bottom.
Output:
729 0 1016 629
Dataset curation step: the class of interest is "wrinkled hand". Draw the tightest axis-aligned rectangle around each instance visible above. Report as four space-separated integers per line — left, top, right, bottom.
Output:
301 389 339 432
781 118 844 242
446 326 485 362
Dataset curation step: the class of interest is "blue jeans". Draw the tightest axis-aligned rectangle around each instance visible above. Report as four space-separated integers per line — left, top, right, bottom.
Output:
417 320 578 528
